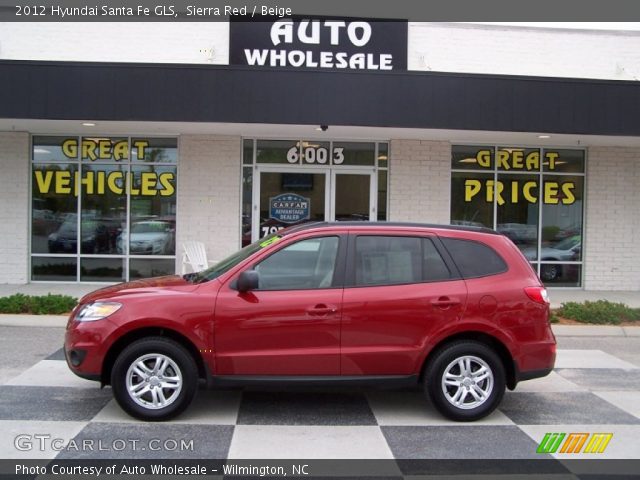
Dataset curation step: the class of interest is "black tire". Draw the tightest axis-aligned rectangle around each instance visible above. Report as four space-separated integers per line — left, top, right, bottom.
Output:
424 341 506 422
540 264 562 282
110 337 198 421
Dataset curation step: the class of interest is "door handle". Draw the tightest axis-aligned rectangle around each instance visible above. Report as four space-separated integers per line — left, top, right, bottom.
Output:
306 304 338 316
431 297 461 309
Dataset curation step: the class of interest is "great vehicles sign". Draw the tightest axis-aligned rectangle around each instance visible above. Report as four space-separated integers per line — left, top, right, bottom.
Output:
230 17 407 71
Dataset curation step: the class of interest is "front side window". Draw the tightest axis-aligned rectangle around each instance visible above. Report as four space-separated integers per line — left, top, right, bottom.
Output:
255 236 340 290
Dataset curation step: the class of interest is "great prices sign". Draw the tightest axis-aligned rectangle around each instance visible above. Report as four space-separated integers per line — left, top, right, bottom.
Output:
230 17 408 71
463 149 577 206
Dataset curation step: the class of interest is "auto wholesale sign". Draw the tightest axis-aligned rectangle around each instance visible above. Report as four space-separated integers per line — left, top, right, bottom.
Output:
230 17 408 71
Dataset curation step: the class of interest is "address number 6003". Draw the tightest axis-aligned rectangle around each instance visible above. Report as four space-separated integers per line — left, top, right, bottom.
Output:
287 146 345 165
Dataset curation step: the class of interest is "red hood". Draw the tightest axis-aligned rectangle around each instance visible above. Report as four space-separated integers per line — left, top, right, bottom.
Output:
80 275 195 303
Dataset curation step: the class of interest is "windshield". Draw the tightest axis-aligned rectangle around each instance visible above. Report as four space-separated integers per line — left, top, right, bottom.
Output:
190 233 282 283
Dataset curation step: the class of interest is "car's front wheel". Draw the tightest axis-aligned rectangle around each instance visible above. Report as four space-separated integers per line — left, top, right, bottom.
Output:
111 337 198 421
424 341 506 421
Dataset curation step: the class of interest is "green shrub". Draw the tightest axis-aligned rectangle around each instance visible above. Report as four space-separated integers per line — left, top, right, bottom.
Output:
541 225 561 242
549 310 560 324
558 300 640 325
0 293 77 315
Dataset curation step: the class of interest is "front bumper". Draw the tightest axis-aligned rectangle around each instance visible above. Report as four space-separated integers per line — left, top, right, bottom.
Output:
64 317 118 382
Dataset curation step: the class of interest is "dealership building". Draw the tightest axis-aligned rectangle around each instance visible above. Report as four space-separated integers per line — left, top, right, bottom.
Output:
0 20 639 290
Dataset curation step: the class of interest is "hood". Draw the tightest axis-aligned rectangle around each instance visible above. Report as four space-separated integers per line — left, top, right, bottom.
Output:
80 275 195 303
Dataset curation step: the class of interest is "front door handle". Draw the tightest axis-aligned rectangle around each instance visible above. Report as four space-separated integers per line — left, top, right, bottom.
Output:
431 297 461 309
306 304 338 316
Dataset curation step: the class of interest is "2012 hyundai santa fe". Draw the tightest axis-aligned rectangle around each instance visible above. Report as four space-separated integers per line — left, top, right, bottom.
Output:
65 222 556 422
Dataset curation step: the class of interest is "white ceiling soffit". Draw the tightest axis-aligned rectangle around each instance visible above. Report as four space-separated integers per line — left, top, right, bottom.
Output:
1 118 640 147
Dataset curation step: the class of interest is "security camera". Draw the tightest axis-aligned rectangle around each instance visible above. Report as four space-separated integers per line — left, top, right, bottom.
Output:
320 125 328 132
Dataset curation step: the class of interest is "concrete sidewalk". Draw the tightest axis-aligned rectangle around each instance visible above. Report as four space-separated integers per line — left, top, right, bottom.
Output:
0 313 638 337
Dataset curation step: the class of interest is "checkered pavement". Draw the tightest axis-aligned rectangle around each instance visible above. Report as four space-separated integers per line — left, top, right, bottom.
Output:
1 347 639 465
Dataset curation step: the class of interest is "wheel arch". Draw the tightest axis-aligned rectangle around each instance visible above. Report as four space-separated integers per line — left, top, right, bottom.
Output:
420 331 517 390
101 327 206 386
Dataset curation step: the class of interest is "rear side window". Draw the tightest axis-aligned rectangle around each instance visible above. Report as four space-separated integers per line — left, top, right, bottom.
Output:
354 236 451 286
441 237 507 278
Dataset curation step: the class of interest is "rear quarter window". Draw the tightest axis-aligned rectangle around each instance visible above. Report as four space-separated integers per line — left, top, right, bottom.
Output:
440 237 507 278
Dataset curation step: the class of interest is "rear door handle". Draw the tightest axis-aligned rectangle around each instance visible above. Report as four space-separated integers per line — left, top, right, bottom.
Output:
431 297 461 309
306 304 338 316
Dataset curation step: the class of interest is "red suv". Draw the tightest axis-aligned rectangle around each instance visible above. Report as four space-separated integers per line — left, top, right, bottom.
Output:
65 222 555 422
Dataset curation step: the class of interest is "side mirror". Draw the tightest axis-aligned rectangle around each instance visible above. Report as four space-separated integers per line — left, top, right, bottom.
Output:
237 270 259 292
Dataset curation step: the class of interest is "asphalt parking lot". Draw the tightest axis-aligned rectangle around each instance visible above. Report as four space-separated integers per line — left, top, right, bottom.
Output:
0 324 639 474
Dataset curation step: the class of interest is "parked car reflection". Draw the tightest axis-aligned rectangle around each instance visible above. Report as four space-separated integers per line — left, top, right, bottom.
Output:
497 223 537 244
48 219 121 254
117 220 175 255
522 235 581 281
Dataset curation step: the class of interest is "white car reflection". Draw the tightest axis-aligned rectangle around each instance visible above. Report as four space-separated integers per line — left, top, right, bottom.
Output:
522 235 581 281
116 221 175 255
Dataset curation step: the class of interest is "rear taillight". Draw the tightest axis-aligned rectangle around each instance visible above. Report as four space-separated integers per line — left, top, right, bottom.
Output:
524 286 549 305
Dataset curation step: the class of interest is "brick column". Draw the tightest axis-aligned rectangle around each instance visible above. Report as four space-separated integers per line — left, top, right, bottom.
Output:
0 132 30 283
389 140 451 224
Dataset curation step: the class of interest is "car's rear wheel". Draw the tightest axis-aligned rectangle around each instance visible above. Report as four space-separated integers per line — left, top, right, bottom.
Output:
111 337 198 421
424 341 506 421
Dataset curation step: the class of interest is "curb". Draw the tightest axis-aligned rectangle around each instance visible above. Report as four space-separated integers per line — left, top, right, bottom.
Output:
0 314 68 327
1 314 639 336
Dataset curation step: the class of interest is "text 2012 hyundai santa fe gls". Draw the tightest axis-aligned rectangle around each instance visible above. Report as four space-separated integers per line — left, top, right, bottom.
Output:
65 222 556 422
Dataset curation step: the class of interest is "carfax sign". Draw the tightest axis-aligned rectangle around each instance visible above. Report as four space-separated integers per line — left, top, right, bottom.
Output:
230 17 408 71
269 194 311 224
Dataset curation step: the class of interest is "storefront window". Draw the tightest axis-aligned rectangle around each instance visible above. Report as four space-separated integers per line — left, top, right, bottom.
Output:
30 136 178 282
451 145 585 287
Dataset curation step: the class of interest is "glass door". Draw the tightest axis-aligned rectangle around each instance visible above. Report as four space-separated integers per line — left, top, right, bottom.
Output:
253 168 329 242
331 171 375 222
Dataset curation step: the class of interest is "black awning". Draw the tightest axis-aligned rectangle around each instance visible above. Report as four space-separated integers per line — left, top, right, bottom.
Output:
1 60 639 136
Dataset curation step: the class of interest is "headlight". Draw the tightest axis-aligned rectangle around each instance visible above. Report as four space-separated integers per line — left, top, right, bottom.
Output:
75 301 122 322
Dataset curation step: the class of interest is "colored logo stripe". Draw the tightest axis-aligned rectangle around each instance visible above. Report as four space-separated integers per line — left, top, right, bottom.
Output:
537 433 565 454
537 433 613 454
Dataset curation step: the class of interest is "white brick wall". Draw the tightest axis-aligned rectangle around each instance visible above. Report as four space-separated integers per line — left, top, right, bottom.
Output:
408 23 640 80
0 132 29 283
0 22 229 64
584 147 640 290
389 140 450 224
176 135 241 272
2 22 640 81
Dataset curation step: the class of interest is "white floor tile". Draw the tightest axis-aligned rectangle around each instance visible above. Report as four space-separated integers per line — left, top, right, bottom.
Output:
594 391 640 419
366 391 514 426
555 350 638 369
228 425 395 459
5 360 98 388
514 371 584 393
